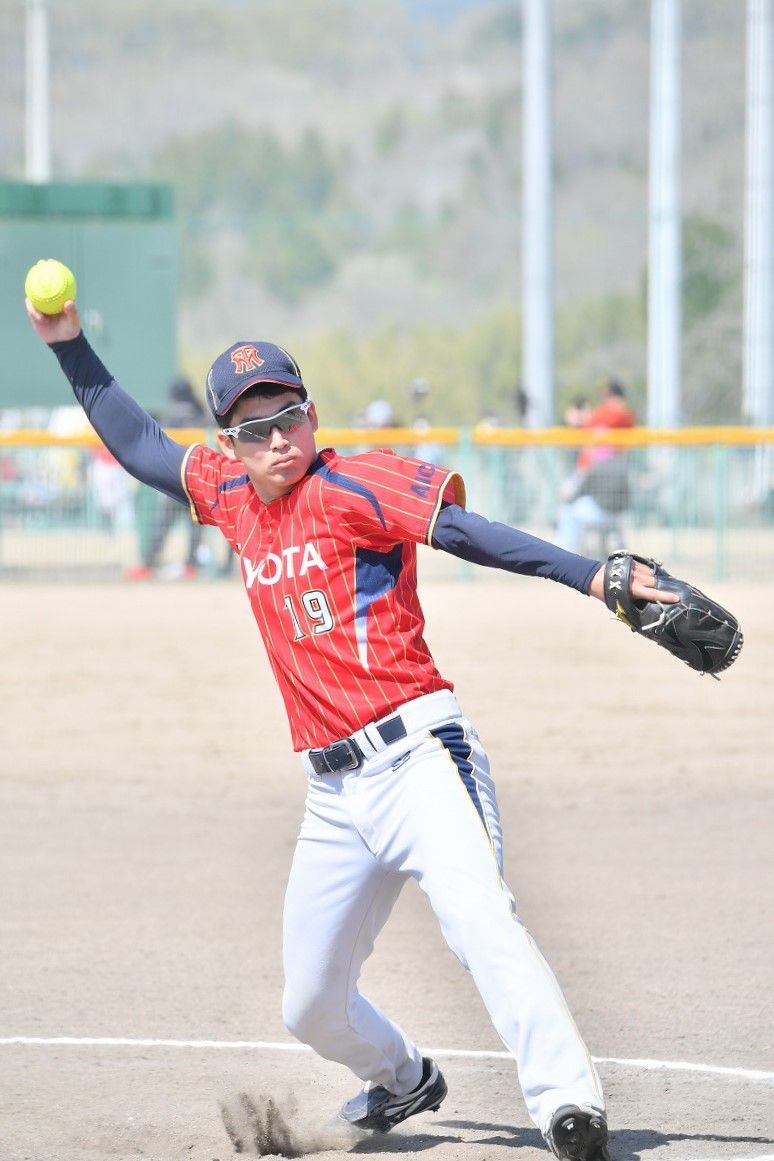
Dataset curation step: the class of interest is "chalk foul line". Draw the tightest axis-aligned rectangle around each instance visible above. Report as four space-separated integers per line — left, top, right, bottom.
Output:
0 1036 772 1083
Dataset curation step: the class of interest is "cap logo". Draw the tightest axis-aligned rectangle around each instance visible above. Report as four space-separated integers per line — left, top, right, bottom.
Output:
231 344 265 375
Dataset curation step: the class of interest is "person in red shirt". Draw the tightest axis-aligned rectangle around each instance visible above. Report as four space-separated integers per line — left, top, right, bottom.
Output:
576 379 635 473
27 294 671 1161
557 381 636 554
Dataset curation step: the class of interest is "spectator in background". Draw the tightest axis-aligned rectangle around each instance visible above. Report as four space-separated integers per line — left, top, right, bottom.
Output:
563 395 591 430
556 379 636 554
514 384 530 425
412 415 442 466
362 399 396 428
352 399 400 456
125 376 209 581
576 378 635 471
560 395 592 481
407 378 440 463
89 444 135 533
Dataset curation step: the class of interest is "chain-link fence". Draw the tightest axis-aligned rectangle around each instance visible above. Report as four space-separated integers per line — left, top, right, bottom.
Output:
1 427 772 581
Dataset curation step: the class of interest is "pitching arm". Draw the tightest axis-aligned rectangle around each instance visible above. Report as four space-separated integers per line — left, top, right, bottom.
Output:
48 332 189 504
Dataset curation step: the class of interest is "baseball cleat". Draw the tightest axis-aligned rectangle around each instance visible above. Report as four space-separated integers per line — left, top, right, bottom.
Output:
339 1056 447 1133
544 1105 610 1161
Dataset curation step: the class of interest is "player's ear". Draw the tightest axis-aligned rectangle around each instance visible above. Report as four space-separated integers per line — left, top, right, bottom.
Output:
215 429 238 459
309 401 319 433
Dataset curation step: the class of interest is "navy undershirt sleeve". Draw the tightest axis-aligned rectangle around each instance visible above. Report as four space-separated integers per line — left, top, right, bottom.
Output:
431 503 601 594
49 331 190 503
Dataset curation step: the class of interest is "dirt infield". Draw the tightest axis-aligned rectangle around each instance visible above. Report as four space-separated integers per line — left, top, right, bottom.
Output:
1 573 772 1161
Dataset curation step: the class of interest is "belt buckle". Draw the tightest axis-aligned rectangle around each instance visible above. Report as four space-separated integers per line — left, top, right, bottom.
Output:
323 737 363 773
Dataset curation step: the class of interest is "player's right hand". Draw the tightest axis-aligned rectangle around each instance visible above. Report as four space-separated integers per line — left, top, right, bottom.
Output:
25 297 81 344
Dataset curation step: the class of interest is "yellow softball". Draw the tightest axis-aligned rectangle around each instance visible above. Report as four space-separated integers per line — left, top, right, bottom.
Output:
25 259 77 315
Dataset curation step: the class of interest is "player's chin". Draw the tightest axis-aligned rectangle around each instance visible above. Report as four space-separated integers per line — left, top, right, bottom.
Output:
270 460 306 486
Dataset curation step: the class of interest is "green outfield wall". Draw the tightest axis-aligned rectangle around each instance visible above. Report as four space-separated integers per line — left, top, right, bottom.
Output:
0 181 177 410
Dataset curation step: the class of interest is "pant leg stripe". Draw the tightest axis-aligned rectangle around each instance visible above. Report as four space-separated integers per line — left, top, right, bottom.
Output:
430 723 488 834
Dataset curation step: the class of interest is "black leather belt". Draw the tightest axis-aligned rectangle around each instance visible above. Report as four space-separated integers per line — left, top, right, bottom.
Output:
308 713 408 775
308 736 364 774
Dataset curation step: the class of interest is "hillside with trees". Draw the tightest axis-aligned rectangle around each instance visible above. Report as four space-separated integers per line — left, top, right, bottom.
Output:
0 0 747 423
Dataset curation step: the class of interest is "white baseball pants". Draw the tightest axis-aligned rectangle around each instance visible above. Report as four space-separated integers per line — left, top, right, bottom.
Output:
282 690 604 1134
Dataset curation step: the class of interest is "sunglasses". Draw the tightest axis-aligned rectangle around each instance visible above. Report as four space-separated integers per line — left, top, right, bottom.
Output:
221 399 313 443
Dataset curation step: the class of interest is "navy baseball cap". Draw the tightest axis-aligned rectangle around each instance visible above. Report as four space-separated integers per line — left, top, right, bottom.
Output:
206 341 306 421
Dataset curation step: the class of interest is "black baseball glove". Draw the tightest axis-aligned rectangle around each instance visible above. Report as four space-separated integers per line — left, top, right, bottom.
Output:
603 551 743 677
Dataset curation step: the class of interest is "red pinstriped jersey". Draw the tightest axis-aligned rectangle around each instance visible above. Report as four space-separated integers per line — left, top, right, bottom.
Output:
184 445 465 750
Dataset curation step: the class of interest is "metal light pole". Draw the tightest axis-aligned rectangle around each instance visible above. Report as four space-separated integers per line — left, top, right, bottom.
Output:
743 0 774 427
521 0 554 428
647 0 682 428
25 0 51 182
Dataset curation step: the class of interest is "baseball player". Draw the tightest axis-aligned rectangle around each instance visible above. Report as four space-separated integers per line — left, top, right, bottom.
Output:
26 296 676 1161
